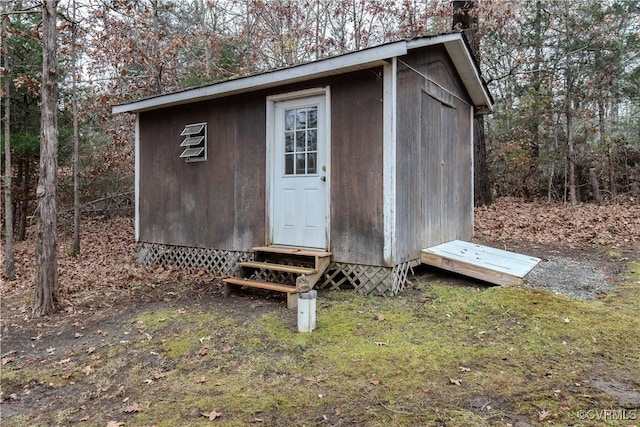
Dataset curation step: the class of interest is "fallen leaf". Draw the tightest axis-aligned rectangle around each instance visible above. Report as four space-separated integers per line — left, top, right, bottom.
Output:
222 346 232 353
459 366 471 372
197 347 208 356
200 410 222 420
47 347 56 354
194 375 207 384
376 314 385 321
563 317 571 323
1 357 13 365
86 347 96 354
82 365 94 376
124 402 142 413
106 421 124 427
58 358 71 365
421 387 432 393
153 372 166 379
449 378 462 386
538 409 551 421
374 341 387 346
370 379 379 386
78 415 90 421
74 332 83 338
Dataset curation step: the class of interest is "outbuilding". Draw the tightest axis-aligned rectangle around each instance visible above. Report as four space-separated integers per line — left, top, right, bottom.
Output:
113 32 493 300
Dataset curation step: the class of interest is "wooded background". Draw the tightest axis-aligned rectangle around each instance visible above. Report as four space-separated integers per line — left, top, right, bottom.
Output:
2 0 639 236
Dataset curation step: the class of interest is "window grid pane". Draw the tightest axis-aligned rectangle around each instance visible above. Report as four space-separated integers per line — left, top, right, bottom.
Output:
283 106 319 175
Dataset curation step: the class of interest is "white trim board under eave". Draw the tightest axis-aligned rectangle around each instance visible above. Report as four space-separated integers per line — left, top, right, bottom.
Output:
113 42 407 114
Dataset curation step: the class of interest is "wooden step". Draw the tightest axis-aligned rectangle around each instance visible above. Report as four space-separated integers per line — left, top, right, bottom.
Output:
223 277 297 293
239 261 317 275
223 278 298 309
252 246 332 258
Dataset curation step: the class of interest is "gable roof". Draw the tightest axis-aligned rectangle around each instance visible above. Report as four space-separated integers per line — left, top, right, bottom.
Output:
113 32 493 114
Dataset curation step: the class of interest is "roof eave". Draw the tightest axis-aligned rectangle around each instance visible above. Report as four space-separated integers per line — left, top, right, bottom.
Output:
113 33 493 115
112 41 408 114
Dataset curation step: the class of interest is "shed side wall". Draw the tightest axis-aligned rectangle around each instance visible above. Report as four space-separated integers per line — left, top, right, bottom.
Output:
395 45 473 262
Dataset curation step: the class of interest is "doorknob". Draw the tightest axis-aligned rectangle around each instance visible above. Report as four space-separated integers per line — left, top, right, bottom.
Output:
320 176 326 181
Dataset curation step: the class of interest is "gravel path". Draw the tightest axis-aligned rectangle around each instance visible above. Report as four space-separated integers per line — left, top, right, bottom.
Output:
524 256 616 299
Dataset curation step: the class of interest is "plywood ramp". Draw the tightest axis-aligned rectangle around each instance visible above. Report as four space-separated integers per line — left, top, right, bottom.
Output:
421 240 541 286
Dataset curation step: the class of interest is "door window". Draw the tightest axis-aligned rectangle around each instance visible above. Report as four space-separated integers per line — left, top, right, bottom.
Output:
284 106 318 175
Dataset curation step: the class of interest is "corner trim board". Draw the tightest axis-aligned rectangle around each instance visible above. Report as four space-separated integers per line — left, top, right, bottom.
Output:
382 59 397 264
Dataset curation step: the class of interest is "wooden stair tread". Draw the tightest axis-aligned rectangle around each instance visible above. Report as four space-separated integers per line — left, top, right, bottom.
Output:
223 278 297 294
239 261 317 275
252 246 332 257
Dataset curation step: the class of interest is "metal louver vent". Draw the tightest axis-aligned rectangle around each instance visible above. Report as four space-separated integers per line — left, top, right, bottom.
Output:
180 122 207 162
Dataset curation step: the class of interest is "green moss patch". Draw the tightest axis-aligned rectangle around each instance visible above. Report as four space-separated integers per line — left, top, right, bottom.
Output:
2 264 639 426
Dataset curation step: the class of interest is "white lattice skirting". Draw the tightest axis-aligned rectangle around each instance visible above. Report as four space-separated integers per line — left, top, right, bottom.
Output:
319 261 413 296
137 242 252 277
137 243 414 296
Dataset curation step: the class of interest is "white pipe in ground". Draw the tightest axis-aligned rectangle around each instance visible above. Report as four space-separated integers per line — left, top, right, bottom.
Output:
297 290 317 332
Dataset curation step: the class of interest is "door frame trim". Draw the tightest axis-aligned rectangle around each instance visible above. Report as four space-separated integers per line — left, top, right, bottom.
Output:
265 86 331 249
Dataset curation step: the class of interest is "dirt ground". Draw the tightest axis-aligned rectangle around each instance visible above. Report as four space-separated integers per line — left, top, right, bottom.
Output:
1 200 639 425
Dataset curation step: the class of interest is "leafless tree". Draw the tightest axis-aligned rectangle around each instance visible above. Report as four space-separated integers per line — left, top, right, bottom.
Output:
33 0 60 316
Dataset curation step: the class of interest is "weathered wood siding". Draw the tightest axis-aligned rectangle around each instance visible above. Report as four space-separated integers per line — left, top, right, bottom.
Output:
330 69 385 266
138 69 386 265
138 94 266 250
395 46 474 262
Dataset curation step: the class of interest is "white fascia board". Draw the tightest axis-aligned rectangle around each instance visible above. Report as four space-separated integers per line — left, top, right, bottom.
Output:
407 34 493 112
113 41 408 114
444 41 493 112
406 32 463 49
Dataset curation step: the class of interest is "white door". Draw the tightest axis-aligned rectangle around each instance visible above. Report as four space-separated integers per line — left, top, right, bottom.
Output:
271 95 328 249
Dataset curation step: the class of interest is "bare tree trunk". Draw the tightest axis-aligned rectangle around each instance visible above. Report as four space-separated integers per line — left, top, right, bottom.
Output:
16 157 30 241
33 0 59 317
2 13 16 280
563 1 577 207
71 0 80 255
566 99 577 206
452 0 492 206
589 166 601 204
523 0 543 201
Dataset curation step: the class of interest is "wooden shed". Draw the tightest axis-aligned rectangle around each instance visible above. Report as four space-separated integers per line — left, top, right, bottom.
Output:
113 33 493 299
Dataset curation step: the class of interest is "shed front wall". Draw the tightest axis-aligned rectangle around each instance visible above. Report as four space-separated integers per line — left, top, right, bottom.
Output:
138 69 386 265
138 94 266 251
395 45 474 263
